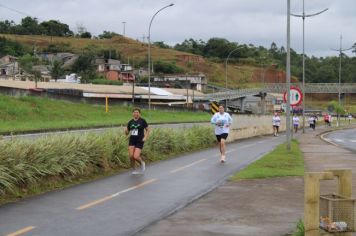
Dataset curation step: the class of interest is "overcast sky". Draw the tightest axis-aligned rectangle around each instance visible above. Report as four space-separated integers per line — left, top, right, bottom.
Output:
0 0 355 57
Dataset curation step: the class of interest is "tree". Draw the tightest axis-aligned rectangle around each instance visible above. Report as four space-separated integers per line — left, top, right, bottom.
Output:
328 100 345 115
153 41 171 49
50 60 64 82
18 54 38 73
153 60 184 74
0 20 15 34
71 51 96 83
98 31 120 39
40 20 73 36
80 32 92 38
20 17 43 35
0 37 28 57
203 38 231 58
32 70 42 88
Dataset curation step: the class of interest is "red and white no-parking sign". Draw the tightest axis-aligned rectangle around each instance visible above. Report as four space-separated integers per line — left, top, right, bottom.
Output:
283 86 303 107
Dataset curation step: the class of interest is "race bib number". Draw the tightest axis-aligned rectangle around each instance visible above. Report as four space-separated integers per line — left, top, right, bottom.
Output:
131 129 138 136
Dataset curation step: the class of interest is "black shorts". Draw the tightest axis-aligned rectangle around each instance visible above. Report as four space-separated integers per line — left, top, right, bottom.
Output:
129 139 144 149
216 133 228 142
273 125 280 129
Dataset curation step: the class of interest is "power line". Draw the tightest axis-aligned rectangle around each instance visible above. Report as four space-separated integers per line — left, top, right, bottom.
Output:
0 3 45 21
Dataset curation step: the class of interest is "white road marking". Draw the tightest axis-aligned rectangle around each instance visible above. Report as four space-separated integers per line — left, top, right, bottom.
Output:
5 226 36 236
225 149 236 154
76 179 157 210
240 144 255 149
170 159 207 174
334 139 344 142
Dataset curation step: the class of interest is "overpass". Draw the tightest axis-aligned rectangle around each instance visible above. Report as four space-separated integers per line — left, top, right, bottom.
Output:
204 83 356 101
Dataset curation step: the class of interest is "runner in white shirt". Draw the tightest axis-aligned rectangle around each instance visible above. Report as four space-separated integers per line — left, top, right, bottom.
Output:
293 114 300 133
308 116 315 130
272 112 281 136
211 105 233 163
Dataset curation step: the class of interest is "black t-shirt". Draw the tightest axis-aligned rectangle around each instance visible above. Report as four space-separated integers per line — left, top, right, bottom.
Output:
127 118 148 142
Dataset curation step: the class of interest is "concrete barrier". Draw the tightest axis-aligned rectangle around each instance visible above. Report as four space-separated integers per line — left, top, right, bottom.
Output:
227 114 287 141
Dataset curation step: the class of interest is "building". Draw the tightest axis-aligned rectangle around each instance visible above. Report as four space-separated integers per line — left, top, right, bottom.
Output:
0 55 19 77
32 65 52 82
152 73 207 92
95 58 135 82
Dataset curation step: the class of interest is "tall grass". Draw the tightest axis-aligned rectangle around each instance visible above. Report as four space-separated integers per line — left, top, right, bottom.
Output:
0 126 215 200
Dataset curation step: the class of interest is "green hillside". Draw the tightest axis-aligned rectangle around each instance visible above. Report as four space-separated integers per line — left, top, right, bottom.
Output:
0 34 267 89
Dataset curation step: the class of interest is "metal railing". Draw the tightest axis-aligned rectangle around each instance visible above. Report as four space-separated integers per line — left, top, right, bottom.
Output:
204 83 356 101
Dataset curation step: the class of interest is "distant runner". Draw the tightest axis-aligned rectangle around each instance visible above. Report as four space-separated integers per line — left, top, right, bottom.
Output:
323 113 330 127
125 108 149 175
348 114 353 124
308 115 315 131
210 104 233 163
272 112 281 136
293 114 300 133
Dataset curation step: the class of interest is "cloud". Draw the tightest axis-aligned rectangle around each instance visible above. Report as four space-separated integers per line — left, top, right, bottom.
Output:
0 0 355 57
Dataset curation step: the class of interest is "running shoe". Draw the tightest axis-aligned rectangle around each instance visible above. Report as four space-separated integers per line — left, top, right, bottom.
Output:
141 161 146 172
220 155 226 163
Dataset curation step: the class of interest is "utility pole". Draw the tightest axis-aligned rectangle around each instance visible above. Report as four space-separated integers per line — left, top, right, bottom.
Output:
291 0 328 133
132 75 135 105
286 0 291 150
332 35 353 127
186 73 189 108
122 21 126 36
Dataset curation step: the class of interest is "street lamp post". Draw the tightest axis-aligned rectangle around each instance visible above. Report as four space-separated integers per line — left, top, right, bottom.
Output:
332 35 353 127
225 46 243 108
286 0 291 150
148 3 174 110
291 0 328 133
259 56 267 114
122 21 126 36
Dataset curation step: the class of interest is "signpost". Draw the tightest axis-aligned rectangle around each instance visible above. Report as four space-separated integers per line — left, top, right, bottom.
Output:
284 86 303 107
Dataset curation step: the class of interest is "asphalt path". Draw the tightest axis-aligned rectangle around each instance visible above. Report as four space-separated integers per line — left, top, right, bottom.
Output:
1 122 210 141
324 128 356 152
0 133 287 236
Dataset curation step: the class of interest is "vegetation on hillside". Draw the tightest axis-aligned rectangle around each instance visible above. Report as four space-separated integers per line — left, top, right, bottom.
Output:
1 16 356 87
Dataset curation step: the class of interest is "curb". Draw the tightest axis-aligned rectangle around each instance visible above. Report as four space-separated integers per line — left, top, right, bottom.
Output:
319 125 356 151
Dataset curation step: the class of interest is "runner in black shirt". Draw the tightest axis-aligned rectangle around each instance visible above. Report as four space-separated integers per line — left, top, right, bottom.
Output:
125 108 149 174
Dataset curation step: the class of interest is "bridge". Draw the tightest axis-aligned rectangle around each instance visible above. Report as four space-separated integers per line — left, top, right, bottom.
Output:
204 83 356 101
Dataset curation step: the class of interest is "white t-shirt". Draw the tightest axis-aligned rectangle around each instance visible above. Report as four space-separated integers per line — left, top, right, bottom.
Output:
293 116 300 126
211 112 233 135
308 117 315 124
272 116 281 126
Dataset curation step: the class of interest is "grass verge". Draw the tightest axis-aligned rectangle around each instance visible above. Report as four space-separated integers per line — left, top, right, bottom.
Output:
0 95 210 134
230 139 304 180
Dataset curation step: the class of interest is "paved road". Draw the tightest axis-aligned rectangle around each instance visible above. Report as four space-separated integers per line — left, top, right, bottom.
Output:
1 122 210 141
324 128 356 152
0 134 286 236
